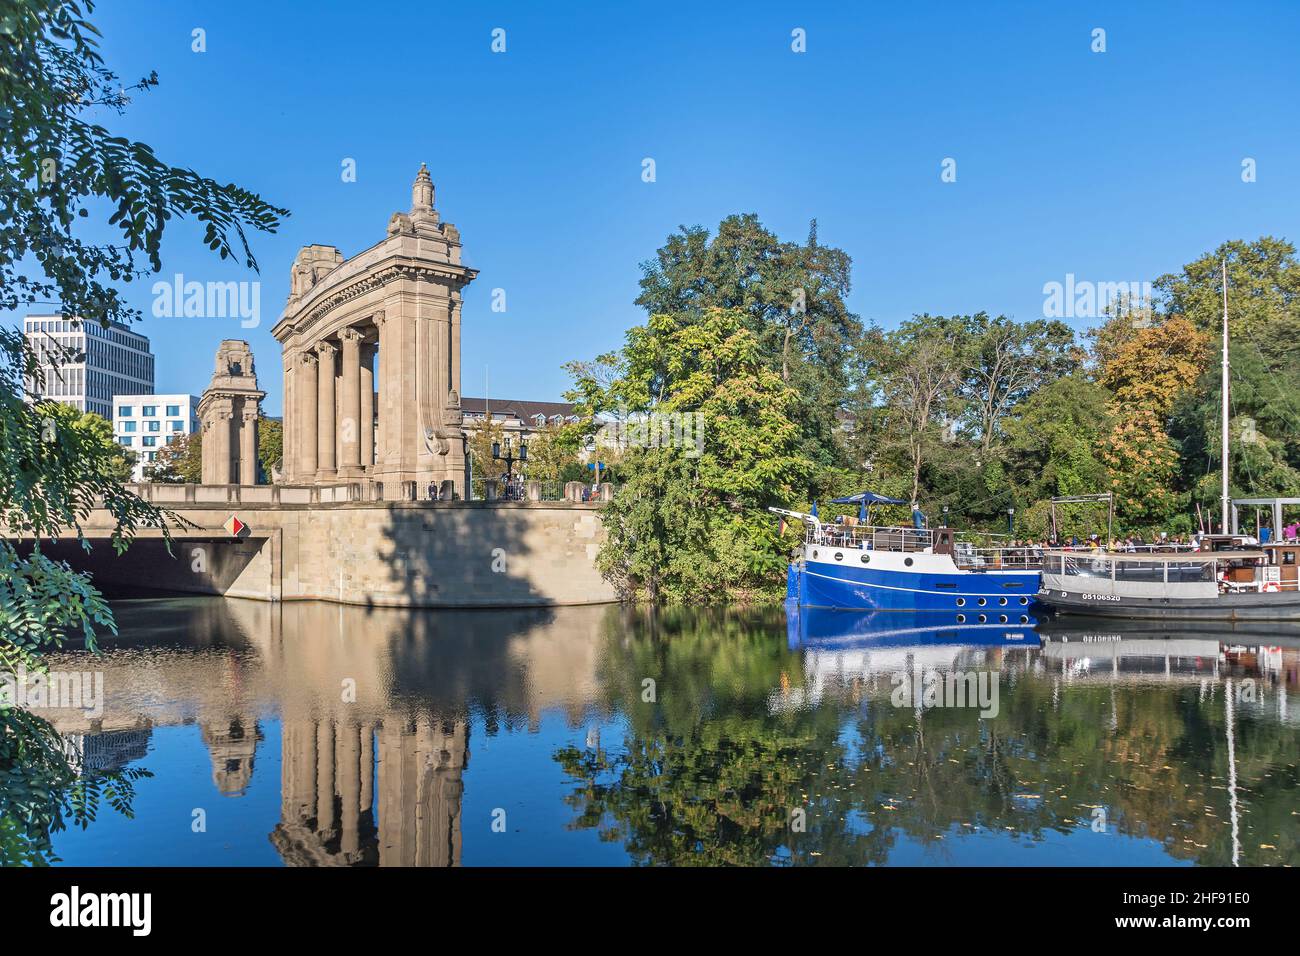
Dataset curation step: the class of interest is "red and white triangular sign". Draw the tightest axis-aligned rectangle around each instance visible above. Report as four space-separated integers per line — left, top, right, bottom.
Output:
223 514 250 538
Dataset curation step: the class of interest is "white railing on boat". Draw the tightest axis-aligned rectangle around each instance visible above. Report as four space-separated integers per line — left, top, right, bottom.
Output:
1041 548 1300 592
800 522 1042 571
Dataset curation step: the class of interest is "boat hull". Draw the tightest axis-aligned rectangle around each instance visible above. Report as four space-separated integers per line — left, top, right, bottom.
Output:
1039 586 1300 620
788 556 1039 618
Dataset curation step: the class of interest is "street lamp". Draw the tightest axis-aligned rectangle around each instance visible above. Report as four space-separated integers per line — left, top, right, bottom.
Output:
492 437 528 493
1007 506 1015 536
942 505 949 527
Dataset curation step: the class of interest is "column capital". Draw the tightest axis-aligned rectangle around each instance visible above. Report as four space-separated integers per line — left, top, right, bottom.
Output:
314 339 338 357
299 349 318 367
371 309 388 328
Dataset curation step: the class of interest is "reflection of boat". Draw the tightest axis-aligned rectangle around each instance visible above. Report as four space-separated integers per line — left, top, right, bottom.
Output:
1039 613 1300 646
773 507 1040 613
776 605 1040 712
787 605 1040 650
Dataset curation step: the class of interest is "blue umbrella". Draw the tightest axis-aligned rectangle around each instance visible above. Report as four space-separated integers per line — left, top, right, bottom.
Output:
830 491 904 527
829 491 907 505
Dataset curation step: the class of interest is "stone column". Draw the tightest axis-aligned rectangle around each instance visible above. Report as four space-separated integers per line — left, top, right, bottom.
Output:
339 328 363 477
281 352 295 482
373 309 392 477
213 402 232 484
315 340 337 479
360 342 375 471
297 351 318 478
239 400 258 485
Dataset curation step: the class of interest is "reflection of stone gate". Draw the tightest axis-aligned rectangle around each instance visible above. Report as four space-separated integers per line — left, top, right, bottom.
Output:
272 165 477 498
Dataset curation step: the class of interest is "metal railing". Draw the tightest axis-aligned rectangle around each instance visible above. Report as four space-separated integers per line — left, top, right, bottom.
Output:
803 524 1044 570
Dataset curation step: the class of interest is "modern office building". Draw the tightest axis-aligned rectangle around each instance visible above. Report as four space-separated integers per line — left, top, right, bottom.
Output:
113 395 201 482
23 314 154 420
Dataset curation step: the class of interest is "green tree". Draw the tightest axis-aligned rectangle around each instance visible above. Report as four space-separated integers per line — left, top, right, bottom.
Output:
143 430 201 483
1002 374 1112 538
0 0 285 863
635 215 861 470
593 308 813 601
258 414 282 482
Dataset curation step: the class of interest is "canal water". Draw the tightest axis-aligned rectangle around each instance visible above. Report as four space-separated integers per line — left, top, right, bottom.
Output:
28 598 1300 866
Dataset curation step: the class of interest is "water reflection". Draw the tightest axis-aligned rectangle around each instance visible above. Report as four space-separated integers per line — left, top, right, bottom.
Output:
35 599 1300 867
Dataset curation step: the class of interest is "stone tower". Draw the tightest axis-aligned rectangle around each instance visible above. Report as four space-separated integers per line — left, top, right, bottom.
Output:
272 165 477 497
199 339 265 484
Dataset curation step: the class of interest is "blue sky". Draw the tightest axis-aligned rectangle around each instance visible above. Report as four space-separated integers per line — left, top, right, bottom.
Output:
10 0 1300 415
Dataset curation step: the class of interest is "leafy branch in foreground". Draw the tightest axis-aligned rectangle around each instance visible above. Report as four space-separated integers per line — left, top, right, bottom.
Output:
1 0 287 862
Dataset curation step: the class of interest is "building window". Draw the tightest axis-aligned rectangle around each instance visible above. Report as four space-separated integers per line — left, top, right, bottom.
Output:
147 420 160 432
165 404 180 416
123 421 136 432
118 405 133 417
142 405 156 416
142 436 156 448
169 420 184 432
118 437 132 446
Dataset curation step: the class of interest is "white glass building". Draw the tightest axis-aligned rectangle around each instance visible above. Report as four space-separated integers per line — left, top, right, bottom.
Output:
113 394 201 482
23 314 154 420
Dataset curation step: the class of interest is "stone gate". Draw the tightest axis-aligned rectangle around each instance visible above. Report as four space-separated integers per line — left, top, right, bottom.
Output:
272 165 477 498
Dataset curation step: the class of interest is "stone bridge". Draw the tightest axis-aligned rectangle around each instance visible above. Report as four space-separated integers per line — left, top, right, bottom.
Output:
36 482 617 608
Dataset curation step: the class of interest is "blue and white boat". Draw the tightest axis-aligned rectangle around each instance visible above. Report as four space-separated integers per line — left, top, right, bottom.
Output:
774 506 1041 620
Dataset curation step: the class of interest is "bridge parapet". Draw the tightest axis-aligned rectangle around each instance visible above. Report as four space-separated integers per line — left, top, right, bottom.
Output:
114 482 614 508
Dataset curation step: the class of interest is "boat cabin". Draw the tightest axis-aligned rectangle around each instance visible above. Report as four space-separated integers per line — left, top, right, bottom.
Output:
1262 542 1300 591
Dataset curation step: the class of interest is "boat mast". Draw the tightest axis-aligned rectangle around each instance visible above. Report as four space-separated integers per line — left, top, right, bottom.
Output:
1221 259 1231 534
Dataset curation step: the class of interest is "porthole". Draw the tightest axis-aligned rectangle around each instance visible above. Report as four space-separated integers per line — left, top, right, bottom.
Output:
834 552 843 561
1019 615 1030 624
955 597 966 607
977 597 987 607
999 615 1008 624
1019 597 1029 605
998 597 1008 606
978 614 988 624
904 557 914 567
860 554 870 564
812 550 818 559
956 614 966 624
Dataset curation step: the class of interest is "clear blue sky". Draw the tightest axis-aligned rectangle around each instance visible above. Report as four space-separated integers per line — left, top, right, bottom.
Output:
11 0 1300 415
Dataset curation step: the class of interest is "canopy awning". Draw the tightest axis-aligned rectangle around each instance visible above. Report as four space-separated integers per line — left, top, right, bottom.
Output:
830 491 907 505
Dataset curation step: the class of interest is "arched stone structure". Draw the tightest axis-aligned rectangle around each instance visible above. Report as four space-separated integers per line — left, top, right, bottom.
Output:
198 339 264 484
273 165 477 497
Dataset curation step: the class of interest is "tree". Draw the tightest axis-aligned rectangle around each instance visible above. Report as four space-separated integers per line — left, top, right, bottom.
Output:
522 421 585 483
0 0 285 863
465 414 506 495
258 415 282 482
952 313 1081 454
591 308 813 601
635 215 861 469
1156 236 1300 370
859 320 962 505
143 431 201 483
1092 313 1208 421
1002 374 1112 537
